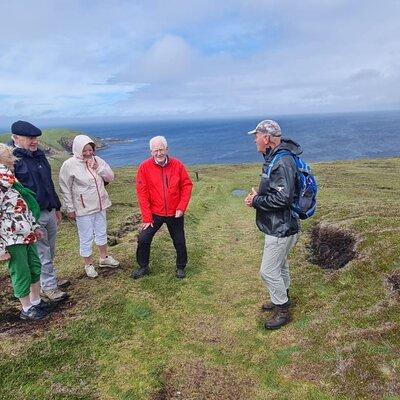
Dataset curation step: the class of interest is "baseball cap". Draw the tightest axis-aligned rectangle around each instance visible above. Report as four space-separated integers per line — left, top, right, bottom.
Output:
247 119 281 137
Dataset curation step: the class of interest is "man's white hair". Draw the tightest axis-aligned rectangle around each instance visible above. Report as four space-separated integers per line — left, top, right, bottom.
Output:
149 135 167 150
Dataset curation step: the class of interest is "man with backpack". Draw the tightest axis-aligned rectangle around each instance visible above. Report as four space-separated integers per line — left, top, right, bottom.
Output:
245 119 305 330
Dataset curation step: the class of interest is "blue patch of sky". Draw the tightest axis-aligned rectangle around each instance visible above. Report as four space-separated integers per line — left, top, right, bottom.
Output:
168 14 283 58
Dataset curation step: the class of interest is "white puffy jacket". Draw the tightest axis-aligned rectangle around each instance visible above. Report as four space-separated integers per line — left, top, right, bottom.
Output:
59 135 114 217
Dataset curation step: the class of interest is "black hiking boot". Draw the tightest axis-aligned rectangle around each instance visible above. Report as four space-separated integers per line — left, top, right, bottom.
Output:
264 303 291 330
261 289 290 312
131 267 150 280
20 305 49 321
176 268 185 279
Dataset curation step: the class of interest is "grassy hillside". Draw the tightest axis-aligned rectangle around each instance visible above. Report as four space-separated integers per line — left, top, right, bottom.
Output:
0 158 399 399
0 128 79 152
0 128 105 156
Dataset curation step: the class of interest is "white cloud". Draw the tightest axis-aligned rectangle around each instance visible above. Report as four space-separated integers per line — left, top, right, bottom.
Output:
0 0 399 119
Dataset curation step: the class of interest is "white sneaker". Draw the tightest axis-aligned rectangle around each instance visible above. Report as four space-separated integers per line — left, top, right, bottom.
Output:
99 255 120 268
85 264 98 278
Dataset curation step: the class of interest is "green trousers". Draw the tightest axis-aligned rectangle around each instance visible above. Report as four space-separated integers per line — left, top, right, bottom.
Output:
7 244 41 299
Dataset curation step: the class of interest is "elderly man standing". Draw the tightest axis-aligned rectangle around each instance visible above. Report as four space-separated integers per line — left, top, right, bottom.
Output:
132 135 193 279
12 121 68 302
245 120 301 330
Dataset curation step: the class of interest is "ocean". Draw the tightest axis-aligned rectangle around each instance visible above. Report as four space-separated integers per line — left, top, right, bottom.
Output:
63 111 400 167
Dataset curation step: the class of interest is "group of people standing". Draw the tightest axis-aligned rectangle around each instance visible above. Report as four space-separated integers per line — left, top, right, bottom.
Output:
1 118 302 330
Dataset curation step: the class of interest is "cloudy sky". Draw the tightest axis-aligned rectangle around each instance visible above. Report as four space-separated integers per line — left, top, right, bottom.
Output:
0 0 399 123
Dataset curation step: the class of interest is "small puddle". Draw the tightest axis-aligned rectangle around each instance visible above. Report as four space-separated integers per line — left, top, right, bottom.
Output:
232 189 248 197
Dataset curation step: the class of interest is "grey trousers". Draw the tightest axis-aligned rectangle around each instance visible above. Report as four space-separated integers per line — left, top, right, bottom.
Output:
260 232 300 305
37 209 58 291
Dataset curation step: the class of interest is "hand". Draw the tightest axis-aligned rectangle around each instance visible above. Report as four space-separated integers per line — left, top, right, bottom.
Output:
175 210 184 218
142 222 153 230
67 211 76 221
0 252 11 261
55 211 62 225
34 229 44 240
244 187 258 207
87 157 98 170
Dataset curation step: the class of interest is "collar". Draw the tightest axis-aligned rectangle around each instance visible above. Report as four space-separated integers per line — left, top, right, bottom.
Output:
154 155 169 167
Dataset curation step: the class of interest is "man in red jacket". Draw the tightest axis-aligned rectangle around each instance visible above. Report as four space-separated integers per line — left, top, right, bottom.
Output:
133 136 193 279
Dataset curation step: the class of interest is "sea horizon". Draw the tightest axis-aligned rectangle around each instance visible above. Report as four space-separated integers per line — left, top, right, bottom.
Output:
2 110 400 167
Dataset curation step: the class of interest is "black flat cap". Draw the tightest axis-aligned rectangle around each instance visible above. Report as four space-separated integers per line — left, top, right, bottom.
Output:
11 120 42 137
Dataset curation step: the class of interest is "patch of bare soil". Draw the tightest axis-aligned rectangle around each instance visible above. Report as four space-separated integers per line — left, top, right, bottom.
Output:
107 213 141 246
152 358 255 400
0 298 77 337
308 223 358 269
0 263 125 338
387 269 400 298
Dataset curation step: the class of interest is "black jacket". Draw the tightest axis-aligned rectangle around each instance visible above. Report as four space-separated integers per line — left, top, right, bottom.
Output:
13 148 61 211
252 138 301 237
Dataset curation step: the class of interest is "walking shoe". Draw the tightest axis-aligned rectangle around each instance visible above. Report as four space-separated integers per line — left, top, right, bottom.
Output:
264 304 291 330
176 268 185 279
35 299 53 311
99 255 120 268
85 264 99 278
41 287 68 302
131 267 150 279
20 305 48 321
58 279 71 289
261 290 290 312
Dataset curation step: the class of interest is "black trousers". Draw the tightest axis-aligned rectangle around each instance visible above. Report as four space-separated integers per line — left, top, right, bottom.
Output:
136 214 187 269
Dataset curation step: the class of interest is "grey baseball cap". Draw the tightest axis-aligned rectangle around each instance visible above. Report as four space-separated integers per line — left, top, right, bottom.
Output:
247 119 282 137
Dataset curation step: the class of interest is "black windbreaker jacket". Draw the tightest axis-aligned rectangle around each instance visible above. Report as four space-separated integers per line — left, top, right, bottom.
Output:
252 138 302 237
13 147 61 211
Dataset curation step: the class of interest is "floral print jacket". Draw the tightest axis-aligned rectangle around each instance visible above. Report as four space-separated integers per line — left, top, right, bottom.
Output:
0 164 40 256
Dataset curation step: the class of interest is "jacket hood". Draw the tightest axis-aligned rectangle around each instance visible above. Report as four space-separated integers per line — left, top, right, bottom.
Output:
72 135 95 160
266 137 303 160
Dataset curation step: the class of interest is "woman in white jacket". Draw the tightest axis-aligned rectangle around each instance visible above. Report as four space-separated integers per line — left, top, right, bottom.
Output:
59 135 119 278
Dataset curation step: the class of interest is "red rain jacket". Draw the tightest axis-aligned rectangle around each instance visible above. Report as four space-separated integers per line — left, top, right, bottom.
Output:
136 157 193 223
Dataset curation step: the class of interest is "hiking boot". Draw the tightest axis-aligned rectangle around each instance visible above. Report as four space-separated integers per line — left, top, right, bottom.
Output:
99 255 120 268
41 287 68 302
58 279 71 289
35 299 54 311
264 304 291 330
85 264 99 278
261 290 290 312
131 267 150 279
20 305 48 321
176 268 185 279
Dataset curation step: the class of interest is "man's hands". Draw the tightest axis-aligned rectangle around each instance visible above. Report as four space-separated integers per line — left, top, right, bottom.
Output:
142 222 153 230
141 210 184 230
245 188 258 207
0 252 11 261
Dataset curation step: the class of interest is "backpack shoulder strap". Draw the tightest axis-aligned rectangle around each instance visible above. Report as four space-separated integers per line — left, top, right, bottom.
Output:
266 150 295 178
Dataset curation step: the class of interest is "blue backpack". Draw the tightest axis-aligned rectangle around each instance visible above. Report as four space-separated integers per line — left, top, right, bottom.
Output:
266 150 318 219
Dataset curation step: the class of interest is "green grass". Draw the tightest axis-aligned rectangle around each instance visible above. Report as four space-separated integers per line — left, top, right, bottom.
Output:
0 158 399 399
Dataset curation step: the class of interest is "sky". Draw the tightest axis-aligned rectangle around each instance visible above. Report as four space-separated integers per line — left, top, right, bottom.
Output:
0 0 399 125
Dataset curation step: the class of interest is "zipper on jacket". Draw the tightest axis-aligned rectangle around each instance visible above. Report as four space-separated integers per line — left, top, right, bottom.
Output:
87 161 103 211
80 194 86 208
161 168 168 215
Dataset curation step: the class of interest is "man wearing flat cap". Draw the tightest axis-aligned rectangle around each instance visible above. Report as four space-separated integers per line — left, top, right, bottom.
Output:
12 121 68 302
245 119 301 330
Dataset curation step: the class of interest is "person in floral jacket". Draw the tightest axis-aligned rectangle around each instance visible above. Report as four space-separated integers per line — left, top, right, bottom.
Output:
0 144 50 321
